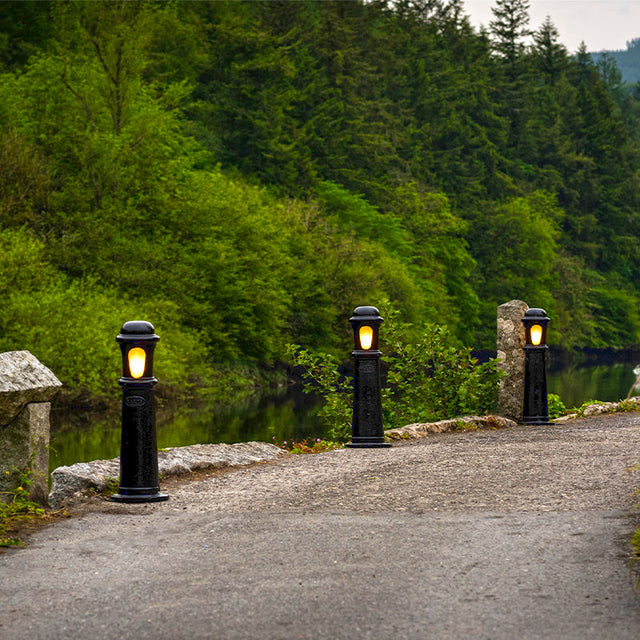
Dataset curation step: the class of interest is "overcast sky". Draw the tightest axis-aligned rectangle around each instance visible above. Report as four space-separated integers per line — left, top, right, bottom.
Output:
462 0 640 53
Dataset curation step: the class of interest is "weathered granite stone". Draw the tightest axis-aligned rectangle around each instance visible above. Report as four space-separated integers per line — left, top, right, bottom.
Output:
496 300 529 422
48 459 120 508
386 415 518 440
0 352 61 505
0 351 62 426
0 403 51 504
158 441 287 475
49 441 286 507
554 397 640 421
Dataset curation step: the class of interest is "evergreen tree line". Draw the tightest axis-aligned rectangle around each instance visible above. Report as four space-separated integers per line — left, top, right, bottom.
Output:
1 0 639 397
591 38 640 85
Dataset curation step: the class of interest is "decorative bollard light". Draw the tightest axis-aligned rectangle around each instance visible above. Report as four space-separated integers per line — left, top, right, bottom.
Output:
111 321 168 503
521 308 552 425
346 306 391 448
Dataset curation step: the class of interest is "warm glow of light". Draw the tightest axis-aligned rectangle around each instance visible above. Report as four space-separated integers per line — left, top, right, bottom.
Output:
128 347 146 378
530 324 543 346
359 325 374 350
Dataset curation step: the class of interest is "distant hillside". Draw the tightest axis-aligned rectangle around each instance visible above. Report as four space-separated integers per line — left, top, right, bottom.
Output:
592 38 640 85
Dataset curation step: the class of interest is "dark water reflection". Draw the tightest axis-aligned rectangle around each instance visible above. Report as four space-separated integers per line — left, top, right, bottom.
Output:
547 362 636 409
49 353 640 471
49 386 325 472
546 347 640 409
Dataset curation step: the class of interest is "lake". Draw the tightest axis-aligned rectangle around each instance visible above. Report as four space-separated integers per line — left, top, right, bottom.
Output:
48 352 640 471
48 384 325 471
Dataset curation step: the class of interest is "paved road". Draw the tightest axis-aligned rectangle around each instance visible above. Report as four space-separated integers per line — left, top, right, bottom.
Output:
2 413 640 639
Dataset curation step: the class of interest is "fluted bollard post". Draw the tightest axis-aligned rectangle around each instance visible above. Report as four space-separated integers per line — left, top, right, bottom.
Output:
346 306 391 448
522 308 552 425
111 321 168 503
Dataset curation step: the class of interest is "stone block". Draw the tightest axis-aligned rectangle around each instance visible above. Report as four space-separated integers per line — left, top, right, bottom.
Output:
0 403 51 504
386 415 518 439
0 351 62 426
0 351 62 505
497 300 528 422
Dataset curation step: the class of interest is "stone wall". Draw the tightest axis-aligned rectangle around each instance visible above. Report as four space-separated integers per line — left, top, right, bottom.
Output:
0 351 62 504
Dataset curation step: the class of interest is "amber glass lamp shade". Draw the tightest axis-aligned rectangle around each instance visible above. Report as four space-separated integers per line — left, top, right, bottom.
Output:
359 325 374 350
530 324 543 346
128 347 147 379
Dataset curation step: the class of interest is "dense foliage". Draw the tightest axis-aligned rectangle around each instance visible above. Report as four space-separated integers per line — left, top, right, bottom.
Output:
2 0 640 397
287 301 504 439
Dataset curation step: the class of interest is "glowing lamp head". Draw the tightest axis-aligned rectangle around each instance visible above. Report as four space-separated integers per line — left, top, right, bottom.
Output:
349 306 383 352
128 347 147 379
521 308 550 347
530 324 543 346
116 320 160 381
359 325 374 350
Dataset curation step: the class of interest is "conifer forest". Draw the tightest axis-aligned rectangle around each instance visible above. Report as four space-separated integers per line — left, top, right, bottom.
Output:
1 0 640 397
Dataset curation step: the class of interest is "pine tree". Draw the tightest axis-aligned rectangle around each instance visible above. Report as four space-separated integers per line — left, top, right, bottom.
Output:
532 16 567 82
489 0 532 154
489 0 531 70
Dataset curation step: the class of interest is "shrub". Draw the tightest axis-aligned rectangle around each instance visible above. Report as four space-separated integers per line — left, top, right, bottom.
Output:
547 393 566 419
284 345 352 441
287 301 504 440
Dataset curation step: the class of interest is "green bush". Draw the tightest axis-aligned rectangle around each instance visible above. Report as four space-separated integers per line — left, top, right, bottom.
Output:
287 301 504 440
547 393 566 419
0 278 211 398
380 302 504 428
284 345 352 441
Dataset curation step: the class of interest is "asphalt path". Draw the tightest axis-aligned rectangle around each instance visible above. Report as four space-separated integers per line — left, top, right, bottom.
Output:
2 413 640 639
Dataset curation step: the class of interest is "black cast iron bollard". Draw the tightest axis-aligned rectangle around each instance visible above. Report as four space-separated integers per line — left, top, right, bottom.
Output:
346 306 391 448
111 320 169 503
521 308 552 425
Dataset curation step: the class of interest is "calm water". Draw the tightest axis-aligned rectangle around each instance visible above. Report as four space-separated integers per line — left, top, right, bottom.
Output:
548 362 637 408
49 356 640 471
49 386 325 471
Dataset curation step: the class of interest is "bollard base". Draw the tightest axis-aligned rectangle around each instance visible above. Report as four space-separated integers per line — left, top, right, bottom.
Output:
110 490 169 503
346 441 392 448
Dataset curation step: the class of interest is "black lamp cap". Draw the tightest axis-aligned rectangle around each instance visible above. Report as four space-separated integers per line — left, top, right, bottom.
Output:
117 320 159 342
522 308 550 323
350 306 383 324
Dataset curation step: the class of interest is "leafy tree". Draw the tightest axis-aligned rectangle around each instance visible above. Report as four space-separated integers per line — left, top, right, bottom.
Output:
0 1 53 70
0 227 208 396
2 0 640 399
315 181 412 260
387 183 479 341
470 192 562 346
